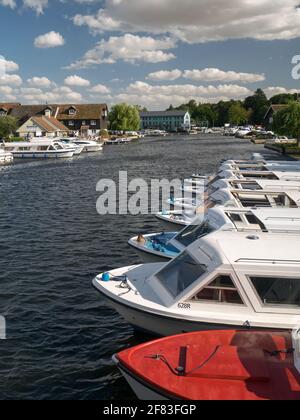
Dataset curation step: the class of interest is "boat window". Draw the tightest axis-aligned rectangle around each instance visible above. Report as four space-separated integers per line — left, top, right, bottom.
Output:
37 146 48 151
237 195 271 207
227 213 243 223
192 275 244 305
241 183 262 190
174 221 214 247
250 276 300 308
156 252 207 298
245 214 267 230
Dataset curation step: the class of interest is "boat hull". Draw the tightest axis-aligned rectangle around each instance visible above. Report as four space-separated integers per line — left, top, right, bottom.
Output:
97 289 237 337
82 145 103 152
155 214 190 231
11 150 74 159
128 240 173 263
113 355 168 400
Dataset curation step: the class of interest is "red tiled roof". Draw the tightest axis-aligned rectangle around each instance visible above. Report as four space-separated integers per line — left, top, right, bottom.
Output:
28 116 69 132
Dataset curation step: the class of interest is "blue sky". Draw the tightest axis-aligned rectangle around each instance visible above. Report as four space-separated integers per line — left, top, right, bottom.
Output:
0 0 300 109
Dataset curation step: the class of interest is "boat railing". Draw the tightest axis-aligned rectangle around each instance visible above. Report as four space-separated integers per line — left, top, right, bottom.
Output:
235 258 300 265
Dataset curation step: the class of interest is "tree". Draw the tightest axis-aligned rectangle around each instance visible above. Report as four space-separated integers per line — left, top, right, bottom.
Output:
0 116 17 139
273 101 300 146
270 93 298 105
109 103 141 131
228 103 249 126
244 89 269 125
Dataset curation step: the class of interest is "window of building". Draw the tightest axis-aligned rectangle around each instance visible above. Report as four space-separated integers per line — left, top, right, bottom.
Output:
69 121 74 126
69 108 76 115
250 276 300 308
156 252 207 298
91 120 97 126
192 275 244 305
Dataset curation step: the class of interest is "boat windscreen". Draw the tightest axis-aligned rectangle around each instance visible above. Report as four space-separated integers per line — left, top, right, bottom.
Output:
174 221 214 247
156 252 207 298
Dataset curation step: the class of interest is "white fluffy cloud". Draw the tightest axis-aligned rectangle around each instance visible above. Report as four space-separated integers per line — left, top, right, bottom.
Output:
73 0 300 43
147 69 182 81
100 80 253 110
64 75 90 87
66 34 176 69
147 68 265 83
34 31 65 48
27 76 53 88
89 84 111 94
0 74 22 86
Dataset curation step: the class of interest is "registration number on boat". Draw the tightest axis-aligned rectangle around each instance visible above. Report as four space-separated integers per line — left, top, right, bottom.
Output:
178 303 191 309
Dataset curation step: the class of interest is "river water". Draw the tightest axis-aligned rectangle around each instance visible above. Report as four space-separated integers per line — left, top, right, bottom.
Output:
0 135 268 400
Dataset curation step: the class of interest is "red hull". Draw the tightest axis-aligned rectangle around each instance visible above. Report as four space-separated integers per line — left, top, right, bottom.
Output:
116 330 300 400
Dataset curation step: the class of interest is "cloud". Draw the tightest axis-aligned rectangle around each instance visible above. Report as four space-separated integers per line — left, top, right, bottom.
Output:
72 0 300 43
147 69 182 81
0 0 16 9
64 75 90 87
0 57 19 73
183 68 265 83
27 76 53 88
0 74 22 86
265 86 300 98
89 84 111 94
34 31 65 48
23 0 48 15
66 34 176 69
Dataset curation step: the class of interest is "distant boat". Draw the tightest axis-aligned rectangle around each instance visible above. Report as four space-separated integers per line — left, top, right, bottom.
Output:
72 139 103 152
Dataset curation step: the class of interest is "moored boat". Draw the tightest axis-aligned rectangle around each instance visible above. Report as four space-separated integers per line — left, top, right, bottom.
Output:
93 230 300 336
72 139 103 152
114 328 300 400
3 139 75 159
0 148 13 164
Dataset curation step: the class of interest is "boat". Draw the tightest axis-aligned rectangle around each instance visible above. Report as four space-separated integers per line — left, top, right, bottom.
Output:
129 207 300 263
155 211 196 231
93 230 300 336
0 148 13 164
3 139 75 159
114 328 300 400
105 138 133 145
57 138 84 155
72 139 103 152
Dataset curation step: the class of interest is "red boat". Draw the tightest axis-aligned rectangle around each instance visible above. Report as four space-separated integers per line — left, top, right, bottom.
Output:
114 329 300 400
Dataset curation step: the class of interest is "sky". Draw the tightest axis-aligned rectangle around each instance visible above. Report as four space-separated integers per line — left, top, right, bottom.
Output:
0 0 300 110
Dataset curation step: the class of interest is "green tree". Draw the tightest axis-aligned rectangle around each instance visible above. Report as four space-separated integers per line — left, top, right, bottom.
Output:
0 116 17 139
270 93 298 105
273 101 300 146
228 103 249 125
109 103 141 131
244 89 269 125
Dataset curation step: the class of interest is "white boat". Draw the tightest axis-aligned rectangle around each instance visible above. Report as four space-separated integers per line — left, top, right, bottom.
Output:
3 139 75 159
0 148 13 164
129 207 300 263
72 139 103 152
93 230 300 336
57 138 84 155
155 211 196 231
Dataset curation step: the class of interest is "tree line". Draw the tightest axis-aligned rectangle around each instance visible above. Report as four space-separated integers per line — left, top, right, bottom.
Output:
167 89 300 127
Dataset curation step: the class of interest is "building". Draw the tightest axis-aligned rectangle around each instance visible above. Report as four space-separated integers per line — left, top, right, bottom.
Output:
16 116 69 138
140 110 191 132
1 103 108 136
264 104 288 128
0 103 21 117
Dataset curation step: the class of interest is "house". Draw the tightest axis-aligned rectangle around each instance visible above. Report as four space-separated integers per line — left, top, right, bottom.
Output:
6 103 108 136
0 103 21 117
264 104 288 128
140 110 191 132
16 116 69 138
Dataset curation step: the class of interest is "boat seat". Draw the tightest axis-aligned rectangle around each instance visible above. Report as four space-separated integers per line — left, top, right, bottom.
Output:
186 345 270 382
